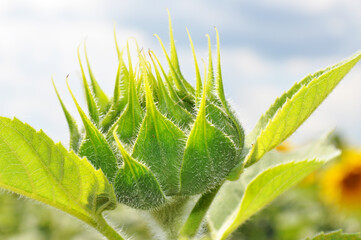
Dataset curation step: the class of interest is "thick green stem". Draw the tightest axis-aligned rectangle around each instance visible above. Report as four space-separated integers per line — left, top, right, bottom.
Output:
150 196 193 240
180 186 221 238
91 215 125 240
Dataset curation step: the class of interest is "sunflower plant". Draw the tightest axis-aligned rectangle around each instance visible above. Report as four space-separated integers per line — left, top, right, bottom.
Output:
0 12 361 240
320 149 361 210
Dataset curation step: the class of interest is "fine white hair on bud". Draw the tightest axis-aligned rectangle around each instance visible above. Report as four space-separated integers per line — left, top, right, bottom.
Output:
55 14 244 210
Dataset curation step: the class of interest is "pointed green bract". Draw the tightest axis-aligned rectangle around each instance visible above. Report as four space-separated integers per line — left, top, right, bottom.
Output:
109 99 143 144
114 47 129 94
306 230 361 240
77 46 100 125
84 43 110 115
179 119 237 195
149 51 194 128
214 28 243 140
113 56 125 102
244 51 361 167
132 56 187 195
150 50 187 110
215 28 227 112
204 34 222 107
114 25 122 61
206 103 241 149
52 79 81 152
113 130 166 209
187 28 202 107
0 117 117 223
132 105 187 195
136 71 147 107
144 52 160 103
110 44 144 144
154 34 185 92
208 133 340 240
154 34 195 110
214 29 245 180
101 49 129 131
180 68 237 195
167 9 195 96
206 34 215 96
167 9 180 76
67 80 118 181
101 56 129 132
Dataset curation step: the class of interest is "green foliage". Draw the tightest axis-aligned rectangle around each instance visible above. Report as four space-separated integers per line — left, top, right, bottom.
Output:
244 51 361 167
0 12 360 240
0 117 117 227
208 133 340 240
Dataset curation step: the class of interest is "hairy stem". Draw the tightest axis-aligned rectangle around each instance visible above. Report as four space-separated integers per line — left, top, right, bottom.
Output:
149 196 193 240
180 186 220 238
91 215 125 240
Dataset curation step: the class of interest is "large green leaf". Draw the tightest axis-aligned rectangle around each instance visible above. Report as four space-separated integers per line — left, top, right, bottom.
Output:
208 133 340 240
0 117 117 226
244 51 361 167
219 160 325 239
306 230 361 240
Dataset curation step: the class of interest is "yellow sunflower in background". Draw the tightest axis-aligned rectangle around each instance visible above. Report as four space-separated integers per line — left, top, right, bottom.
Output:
320 150 361 210
275 141 292 152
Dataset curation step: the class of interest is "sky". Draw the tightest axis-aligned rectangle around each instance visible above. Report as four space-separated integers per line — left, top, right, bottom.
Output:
1 0 361 146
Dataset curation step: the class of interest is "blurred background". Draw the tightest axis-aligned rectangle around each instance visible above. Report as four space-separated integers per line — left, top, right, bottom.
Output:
1 0 361 239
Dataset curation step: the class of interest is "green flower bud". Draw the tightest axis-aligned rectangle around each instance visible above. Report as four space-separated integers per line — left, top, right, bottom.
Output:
55 15 244 210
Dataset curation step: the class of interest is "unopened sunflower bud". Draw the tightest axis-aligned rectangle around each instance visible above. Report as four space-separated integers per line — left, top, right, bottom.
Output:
56 17 244 210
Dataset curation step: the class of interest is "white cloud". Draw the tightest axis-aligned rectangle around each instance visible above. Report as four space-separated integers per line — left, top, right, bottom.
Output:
0 0 102 15
1 0 361 146
262 0 338 13
261 0 361 15
0 1 151 143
